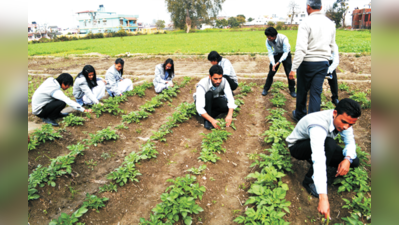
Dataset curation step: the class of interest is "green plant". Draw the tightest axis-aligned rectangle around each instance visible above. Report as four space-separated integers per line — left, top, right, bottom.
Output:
271 81 285 90
333 167 371 193
30 124 63 148
69 186 79 199
87 127 119 146
62 114 86 127
270 93 286 107
122 110 151 124
343 192 371 221
99 183 118 193
107 162 142 186
115 123 129 129
350 92 371 109
356 144 371 167
49 207 88 225
101 152 111 160
339 82 350 91
241 85 252 96
82 193 109 213
210 177 215 181
85 159 97 170
341 213 366 225
186 165 207 175
198 127 231 163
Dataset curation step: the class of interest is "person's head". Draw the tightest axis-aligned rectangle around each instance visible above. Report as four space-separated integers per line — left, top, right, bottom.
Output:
80 65 98 89
209 65 224 87
306 0 322 15
265 27 278 42
333 98 362 132
56 73 74 90
163 58 174 74
115 58 124 75
208 51 222 65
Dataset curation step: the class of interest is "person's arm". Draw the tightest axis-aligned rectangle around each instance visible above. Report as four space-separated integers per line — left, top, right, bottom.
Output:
266 41 276 66
222 59 233 76
80 83 99 104
335 127 357 177
291 23 309 73
196 86 220 129
328 44 339 74
154 65 165 85
106 70 121 96
52 90 85 112
223 81 237 127
279 37 291 63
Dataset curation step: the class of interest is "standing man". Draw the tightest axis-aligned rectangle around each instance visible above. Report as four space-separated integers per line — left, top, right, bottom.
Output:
194 65 237 130
286 98 361 219
290 0 337 121
327 43 340 106
262 27 296 97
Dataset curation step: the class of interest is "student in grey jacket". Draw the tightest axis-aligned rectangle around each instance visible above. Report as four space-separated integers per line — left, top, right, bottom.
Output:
208 51 238 91
32 73 92 126
105 58 133 96
153 58 175 93
73 65 106 106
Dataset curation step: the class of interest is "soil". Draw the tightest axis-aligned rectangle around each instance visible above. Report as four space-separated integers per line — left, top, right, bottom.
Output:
28 56 371 225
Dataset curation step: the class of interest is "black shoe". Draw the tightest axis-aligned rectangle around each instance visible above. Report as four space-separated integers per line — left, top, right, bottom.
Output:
262 90 268 96
303 181 319 198
292 110 300 122
204 120 214 130
42 118 59 127
58 112 69 118
83 104 93 108
332 99 339 106
290 92 297 98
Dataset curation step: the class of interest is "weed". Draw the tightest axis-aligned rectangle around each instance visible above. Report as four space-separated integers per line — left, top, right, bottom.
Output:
101 152 111 160
210 177 215 181
68 186 79 199
115 123 128 129
85 159 97 170
186 165 207 175
99 183 118 193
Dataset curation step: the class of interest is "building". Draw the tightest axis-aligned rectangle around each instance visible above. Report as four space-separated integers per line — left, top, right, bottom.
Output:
244 15 288 26
352 8 371 29
76 5 139 34
286 12 307 25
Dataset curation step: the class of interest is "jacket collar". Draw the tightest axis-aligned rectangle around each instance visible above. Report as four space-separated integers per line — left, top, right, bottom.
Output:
309 11 323 17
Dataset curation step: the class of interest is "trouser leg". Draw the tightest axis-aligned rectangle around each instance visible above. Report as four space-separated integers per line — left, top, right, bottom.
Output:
283 53 295 93
328 70 339 101
37 100 66 120
308 62 328 114
295 63 312 119
263 63 278 91
204 91 214 120
223 75 238 91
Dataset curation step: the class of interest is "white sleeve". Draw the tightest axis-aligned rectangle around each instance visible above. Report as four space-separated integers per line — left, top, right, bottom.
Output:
309 126 328 195
195 86 207 116
279 37 291 62
80 83 99 104
341 127 357 160
52 90 85 112
328 44 339 74
223 81 238 110
105 70 121 96
222 59 232 76
266 41 275 66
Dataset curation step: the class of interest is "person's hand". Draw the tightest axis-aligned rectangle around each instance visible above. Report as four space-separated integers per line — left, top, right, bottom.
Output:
169 82 174 87
336 159 351 177
84 109 92 113
289 71 296 80
99 103 104 106
120 94 123 97
225 115 233 127
211 119 221 130
272 62 280 72
103 80 107 84
318 194 330 220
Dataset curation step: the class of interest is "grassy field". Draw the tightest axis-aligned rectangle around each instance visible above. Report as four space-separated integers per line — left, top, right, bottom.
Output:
28 30 371 56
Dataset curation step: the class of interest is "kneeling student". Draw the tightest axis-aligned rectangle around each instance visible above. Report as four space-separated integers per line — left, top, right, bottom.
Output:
286 98 361 219
32 73 92 126
73 65 106 106
194 65 237 130
105 58 133 96
153 58 175 93
208 51 238 92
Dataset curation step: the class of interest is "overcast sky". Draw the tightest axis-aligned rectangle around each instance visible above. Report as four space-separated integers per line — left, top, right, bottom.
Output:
28 0 371 28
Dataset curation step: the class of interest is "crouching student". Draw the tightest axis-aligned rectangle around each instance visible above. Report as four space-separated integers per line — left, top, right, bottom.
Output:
32 73 92 126
153 58 175 93
208 51 238 92
194 65 237 130
73 65 106 107
286 98 361 219
105 58 133 97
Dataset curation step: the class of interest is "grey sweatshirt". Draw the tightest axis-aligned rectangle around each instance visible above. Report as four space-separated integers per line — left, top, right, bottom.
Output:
105 65 123 96
73 74 103 104
153 64 174 87
291 11 337 72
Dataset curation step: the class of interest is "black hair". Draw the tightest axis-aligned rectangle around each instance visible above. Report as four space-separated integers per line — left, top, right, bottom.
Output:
209 65 224 77
308 0 322 10
115 58 125 76
208 51 222 63
265 27 278 37
163 58 175 77
335 98 362 118
78 65 98 90
56 73 74 87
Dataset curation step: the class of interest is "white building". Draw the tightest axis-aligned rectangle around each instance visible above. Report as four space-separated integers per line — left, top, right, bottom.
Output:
286 12 307 25
244 15 288 26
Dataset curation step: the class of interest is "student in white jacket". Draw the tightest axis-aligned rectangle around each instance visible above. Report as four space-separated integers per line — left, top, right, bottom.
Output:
32 73 92 126
153 58 175 93
73 65 106 106
105 58 133 96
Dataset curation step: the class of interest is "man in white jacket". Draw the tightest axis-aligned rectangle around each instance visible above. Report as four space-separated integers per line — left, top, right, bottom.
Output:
289 0 337 122
32 73 92 126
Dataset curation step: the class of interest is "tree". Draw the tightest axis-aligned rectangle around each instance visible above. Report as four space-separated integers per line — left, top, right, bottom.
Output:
247 17 254 22
215 19 228 28
155 20 166 30
333 0 350 27
287 0 300 25
165 0 226 33
237 14 246 19
237 15 246 26
228 17 240 28
325 5 342 27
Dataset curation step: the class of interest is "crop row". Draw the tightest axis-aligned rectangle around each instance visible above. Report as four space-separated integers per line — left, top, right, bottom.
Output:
234 83 293 224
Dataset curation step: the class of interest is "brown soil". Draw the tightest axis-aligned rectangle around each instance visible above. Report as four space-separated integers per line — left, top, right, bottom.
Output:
28 57 371 225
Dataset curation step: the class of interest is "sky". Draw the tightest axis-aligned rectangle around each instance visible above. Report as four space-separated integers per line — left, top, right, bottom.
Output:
28 0 371 28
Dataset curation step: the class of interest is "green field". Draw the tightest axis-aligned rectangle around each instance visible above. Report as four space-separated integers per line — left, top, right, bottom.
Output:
28 30 371 56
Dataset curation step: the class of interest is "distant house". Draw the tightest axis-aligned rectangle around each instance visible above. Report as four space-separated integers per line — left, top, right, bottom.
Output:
244 15 288 27
286 12 307 25
76 4 139 34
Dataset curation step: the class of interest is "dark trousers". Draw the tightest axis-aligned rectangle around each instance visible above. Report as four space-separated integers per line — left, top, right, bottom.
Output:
223 75 238 91
37 100 66 120
289 138 359 183
295 61 329 120
205 91 229 118
327 60 338 101
263 52 295 93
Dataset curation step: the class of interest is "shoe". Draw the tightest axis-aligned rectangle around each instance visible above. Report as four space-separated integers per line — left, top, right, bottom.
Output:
332 99 339 106
58 112 69 118
204 120 214 130
303 180 319 198
262 90 268 96
42 118 59 127
292 110 300 122
290 92 297 98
